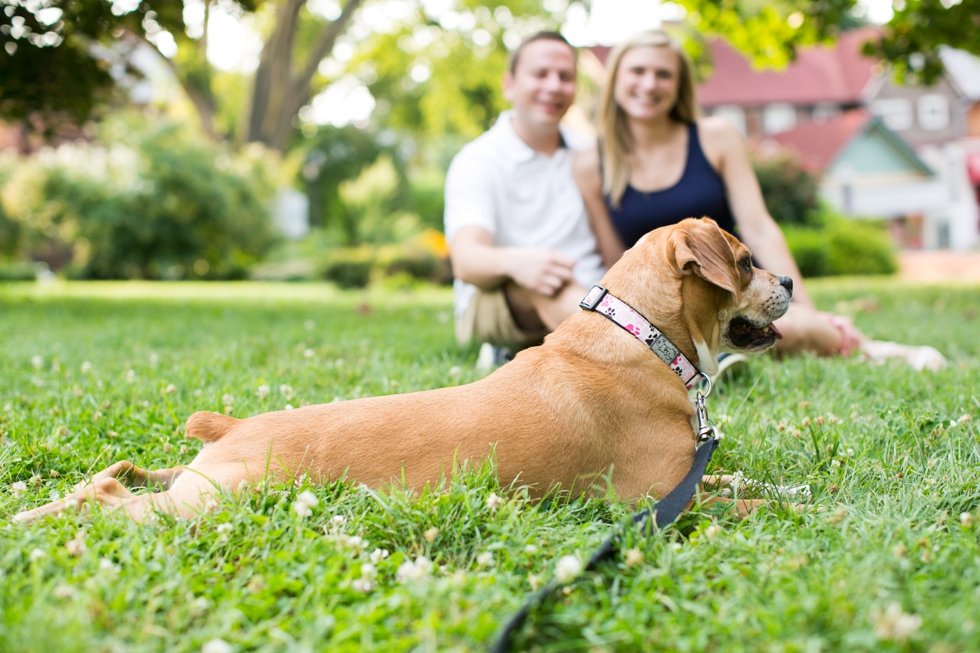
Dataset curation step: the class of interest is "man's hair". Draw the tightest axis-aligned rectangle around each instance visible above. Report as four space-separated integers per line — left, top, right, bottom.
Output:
507 31 576 75
597 29 699 209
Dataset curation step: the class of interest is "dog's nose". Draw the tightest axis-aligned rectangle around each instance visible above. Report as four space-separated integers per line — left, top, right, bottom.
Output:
778 275 793 295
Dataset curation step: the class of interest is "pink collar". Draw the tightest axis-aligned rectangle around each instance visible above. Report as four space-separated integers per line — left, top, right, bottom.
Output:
579 285 705 390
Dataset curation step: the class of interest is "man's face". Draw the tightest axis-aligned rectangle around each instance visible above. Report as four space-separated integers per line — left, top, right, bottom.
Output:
503 40 577 133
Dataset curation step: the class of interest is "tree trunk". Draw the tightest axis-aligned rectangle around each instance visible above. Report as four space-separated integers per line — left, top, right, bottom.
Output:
246 0 364 151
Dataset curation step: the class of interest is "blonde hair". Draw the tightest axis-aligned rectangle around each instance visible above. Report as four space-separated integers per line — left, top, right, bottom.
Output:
598 30 699 209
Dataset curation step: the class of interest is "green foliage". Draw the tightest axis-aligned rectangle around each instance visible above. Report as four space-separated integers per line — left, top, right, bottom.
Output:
322 248 375 289
1 280 980 650
784 213 898 277
0 120 278 279
862 0 980 85
753 150 821 227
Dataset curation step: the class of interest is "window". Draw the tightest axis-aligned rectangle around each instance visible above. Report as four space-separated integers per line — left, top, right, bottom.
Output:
917 94 949 130
762 103 797 134
871 99 913 130
811 103 840 123
711 105 746 137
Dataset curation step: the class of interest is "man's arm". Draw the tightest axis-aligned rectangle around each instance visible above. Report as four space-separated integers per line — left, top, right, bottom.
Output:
450 226 577 298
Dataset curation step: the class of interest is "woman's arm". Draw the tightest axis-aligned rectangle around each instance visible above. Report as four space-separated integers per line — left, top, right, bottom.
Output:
699 117 818 310
700 117 862 354
572 145 626 269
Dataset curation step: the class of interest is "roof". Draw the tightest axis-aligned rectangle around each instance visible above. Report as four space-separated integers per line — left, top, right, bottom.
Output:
770 110 871 174
770 109 933 177
697 28 882 107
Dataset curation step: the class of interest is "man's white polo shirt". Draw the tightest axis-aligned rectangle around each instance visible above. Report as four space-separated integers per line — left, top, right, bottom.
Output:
444 111 605 317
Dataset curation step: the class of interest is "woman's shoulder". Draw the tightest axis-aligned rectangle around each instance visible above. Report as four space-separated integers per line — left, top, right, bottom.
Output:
696 116 744 145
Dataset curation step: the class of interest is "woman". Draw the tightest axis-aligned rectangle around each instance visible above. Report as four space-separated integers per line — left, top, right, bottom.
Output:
573 29 945 370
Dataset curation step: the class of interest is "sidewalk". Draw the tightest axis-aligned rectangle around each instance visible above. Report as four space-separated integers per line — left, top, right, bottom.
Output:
898 250 980 282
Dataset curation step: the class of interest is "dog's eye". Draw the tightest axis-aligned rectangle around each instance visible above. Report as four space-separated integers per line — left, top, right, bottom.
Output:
740 257 752 272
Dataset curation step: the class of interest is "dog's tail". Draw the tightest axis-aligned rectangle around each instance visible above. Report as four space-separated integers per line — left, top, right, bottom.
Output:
185 411 239 442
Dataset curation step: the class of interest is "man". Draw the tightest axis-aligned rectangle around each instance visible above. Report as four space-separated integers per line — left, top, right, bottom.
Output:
444 32 605 366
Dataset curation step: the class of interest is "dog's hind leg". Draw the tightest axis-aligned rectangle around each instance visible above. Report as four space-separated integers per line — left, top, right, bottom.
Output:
14 476 140 523
71 460 185 494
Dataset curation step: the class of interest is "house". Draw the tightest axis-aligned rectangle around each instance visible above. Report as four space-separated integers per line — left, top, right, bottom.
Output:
696 27 979 250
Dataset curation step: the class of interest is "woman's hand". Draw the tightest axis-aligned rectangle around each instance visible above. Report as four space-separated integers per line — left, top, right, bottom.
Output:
820 312 863 356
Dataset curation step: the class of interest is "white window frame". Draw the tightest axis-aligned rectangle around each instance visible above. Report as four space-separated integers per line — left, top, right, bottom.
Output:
917 94 949 131
871 98 913 131
762 103 797 135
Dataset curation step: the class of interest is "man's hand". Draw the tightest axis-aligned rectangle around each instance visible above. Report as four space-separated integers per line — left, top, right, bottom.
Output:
505 247 577 297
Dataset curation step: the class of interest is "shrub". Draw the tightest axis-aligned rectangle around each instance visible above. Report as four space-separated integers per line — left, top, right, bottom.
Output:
0 260 36 281
783 226 832 277
321 248 375 289
753 149 821 227
0 121 278 279
782 212 897 277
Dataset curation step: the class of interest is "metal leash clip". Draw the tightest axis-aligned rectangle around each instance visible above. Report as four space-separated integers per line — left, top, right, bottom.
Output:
694 375 718 447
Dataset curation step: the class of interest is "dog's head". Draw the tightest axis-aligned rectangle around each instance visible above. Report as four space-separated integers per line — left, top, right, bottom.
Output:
602 218 792 372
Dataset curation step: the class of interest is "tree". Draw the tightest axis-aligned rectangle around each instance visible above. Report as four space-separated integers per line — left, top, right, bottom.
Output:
862 0 980 84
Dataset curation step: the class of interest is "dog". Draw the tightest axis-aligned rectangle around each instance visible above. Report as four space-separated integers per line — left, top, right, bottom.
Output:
14 218 792 524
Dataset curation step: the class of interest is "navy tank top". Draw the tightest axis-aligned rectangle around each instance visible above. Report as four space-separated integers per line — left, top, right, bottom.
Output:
605 122 736 248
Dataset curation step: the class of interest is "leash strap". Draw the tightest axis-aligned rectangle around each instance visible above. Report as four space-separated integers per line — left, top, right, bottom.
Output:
489 435 721 653
579 285 704 390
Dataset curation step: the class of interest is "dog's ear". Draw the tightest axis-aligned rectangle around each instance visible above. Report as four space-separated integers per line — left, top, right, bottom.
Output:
669 218 740 298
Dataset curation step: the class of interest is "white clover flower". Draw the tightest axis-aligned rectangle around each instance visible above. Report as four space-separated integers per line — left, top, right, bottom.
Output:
165 384 177 394
960 512 975 527
53 583 75 599
221 394 235 406
345 535 367 550
202 638 233 653
279 384 294 399
99 558 120 574
360 563 377 579
10 481 27 494
423 527 439 543
65 530 87 557
304 319 315 330
524 544 538 555
729 470 745 492
351 578 374 593
449 365 461 378
331 515 347 528
256 385 270 399
397 556 433 583
476 551 494 567
370 548 389 564
624 548 644 566
51 361 60 372
149 352 159 366
217 523 233 534
303 349 315 358
873 603 922 642
831 459 842 468
845 447 855 456
486 492 503 512
704 524 723 539
292 491 319 517
125 369 136 382
285 404 294 410
29 548 45 562
31 355 43 369
555 555 582 583
80 361 92 374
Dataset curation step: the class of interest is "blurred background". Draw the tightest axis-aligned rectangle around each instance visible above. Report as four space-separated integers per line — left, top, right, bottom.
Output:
1 0 978 287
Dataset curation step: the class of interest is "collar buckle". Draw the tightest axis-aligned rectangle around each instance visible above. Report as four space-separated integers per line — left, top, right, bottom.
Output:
579 285 608 312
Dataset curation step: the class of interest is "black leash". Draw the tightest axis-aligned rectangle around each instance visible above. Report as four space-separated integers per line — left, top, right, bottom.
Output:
489 433 721 653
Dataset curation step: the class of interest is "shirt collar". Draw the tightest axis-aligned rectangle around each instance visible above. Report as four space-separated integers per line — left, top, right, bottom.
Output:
494 110 573 164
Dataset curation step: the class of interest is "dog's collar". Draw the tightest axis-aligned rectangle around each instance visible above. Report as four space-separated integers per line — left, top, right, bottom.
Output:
580 285 705 390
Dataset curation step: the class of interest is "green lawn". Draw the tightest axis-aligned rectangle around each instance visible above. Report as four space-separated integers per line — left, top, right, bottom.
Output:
1 279 979 653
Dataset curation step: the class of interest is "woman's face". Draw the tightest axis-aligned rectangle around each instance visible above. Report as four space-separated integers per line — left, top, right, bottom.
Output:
612 45 681 122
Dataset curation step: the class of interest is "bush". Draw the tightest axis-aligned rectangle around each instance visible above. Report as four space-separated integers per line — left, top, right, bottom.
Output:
0 260 36 281
783 213 897 277
0 120 278 279
322 248 375 289
753 149 821 227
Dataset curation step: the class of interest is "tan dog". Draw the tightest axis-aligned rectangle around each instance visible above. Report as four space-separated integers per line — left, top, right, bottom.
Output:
15 218 792 524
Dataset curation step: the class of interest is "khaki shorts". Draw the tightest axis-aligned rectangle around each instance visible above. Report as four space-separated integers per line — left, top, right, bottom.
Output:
456 288 548 348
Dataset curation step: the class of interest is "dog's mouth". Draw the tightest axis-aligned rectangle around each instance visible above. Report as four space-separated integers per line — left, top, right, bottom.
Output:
727 316 782 349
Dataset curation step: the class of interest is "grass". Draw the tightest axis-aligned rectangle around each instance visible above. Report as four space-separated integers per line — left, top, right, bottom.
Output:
1 278 979 653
